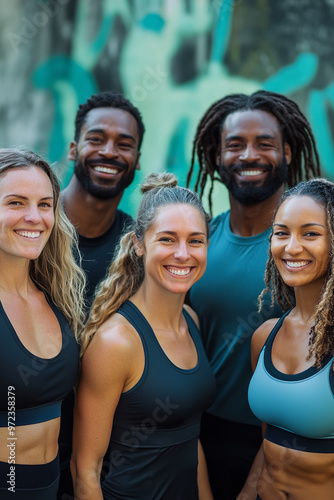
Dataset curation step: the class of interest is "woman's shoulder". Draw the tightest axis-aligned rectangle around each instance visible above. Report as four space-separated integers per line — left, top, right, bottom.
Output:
79 313 145 395
252 317 281 346
93 313 141 352
251 318 280 369
82 313 142 373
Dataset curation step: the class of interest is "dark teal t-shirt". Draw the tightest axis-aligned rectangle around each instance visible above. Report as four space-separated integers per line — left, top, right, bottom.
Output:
189 211 282 426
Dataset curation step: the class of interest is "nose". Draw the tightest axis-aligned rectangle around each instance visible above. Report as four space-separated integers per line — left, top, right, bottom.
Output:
239 144 260 163
174 241 190 261
285 234 303 254
99 140 117 158
24 205 42 224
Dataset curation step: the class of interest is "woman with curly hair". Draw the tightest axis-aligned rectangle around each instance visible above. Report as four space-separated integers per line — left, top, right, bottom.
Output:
247 178 334 500
72 173 216 499
0 148 85 499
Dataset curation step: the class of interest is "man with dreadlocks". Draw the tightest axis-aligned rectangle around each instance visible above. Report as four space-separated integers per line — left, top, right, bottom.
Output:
187 90 321 499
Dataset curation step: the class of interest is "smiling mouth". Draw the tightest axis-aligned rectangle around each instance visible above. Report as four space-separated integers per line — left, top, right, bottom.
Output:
284 260 310 269
239 169 265 177
15 230 41 239
165 266 192 276
93 166 120 175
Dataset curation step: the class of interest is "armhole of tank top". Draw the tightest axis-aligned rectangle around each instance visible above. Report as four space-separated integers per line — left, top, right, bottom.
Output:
116 302 149 395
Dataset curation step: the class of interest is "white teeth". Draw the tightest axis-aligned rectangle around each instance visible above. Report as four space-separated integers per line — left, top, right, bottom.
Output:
286 261 309 268
240 170 263 176
16 231 40 239
168 268 191 276
94 166 118 174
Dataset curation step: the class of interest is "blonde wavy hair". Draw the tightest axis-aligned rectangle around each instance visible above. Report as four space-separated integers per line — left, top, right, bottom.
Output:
81 172 210 353
0 148 86 339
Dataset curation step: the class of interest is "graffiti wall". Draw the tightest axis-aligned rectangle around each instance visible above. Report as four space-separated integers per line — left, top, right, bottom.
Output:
1 0 334 215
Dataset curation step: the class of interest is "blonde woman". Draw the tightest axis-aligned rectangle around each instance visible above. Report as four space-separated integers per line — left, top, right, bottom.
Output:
72 173 216 499
0 148 85 499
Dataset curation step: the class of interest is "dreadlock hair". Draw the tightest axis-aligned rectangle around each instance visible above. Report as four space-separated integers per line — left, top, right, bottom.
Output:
258 178 334 368
80 172 210 354
187 90 321 214
74 91 145 149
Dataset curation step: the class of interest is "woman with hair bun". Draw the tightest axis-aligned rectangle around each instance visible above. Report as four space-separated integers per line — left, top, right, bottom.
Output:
72 173 216 499
247 178 334 500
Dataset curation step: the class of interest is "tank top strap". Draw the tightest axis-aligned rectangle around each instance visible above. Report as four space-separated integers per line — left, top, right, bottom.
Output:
117 301 202 355
264 309 292 351
182 309 201 348
117 300 157 350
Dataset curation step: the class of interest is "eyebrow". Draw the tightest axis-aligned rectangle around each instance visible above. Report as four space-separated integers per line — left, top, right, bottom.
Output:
273 223 325 228
4 194 54 200
86 128 136 142
224 134 277 142
157 231 207 236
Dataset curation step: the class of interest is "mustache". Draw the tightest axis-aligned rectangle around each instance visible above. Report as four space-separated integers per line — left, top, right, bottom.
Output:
86 158 128 170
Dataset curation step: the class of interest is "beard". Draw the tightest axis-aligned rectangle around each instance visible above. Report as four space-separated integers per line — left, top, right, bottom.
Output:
218 156 288 205
74 154 136 200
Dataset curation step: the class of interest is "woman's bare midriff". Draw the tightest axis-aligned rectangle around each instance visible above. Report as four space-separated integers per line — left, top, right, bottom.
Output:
0 417 60 465
257 439 334 499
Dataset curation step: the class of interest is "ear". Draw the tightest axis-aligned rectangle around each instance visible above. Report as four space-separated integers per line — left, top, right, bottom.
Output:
132 232 144 257
135 151 141 171
68 141 77 161
215 148 221 168
284 142 292 166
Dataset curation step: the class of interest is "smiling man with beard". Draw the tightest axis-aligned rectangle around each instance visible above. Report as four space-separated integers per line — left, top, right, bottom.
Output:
59 91 144 500
186 90 321 500
62 92 145 309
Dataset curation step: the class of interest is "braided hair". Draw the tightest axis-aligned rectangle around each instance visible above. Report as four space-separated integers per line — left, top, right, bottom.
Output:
258 178 334 368
187 90 321 214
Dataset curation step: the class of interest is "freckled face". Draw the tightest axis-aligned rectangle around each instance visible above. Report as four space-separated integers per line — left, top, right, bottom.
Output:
69 107 140 199
135 204 208 296
0 167 54 262
271 196 330 289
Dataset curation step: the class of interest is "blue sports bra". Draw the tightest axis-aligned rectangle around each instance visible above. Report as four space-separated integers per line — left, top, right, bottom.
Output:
248 310 334 453
0 294 80 427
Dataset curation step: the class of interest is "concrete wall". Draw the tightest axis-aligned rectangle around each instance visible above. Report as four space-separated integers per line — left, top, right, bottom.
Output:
1 0 334 215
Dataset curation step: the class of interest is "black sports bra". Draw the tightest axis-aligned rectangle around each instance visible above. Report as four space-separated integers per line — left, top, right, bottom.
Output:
0 294 79 427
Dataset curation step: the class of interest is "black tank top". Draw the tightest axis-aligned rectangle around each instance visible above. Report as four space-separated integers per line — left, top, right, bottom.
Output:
0 294 79 427
102 300 216 500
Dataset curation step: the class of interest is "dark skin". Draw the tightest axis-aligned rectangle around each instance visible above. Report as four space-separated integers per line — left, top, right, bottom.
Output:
217 109 292 237
62 107 140 238
62 177 121 239
241 196 334 500
214 109 292 500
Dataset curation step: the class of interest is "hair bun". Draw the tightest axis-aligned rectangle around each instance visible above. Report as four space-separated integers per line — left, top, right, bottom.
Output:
141 173 178 194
